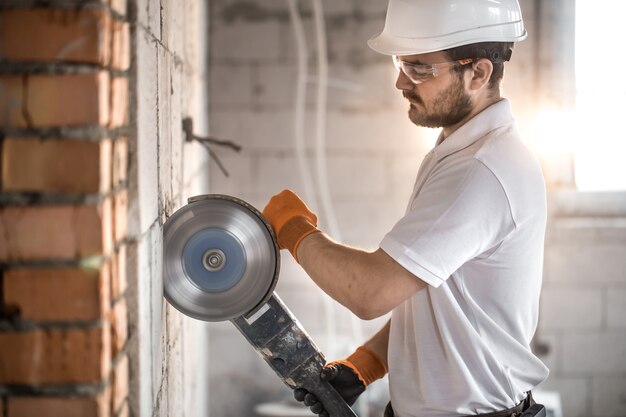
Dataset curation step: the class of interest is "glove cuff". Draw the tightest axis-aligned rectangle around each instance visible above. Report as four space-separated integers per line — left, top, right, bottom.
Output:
342 346 387 387
277 216 320 262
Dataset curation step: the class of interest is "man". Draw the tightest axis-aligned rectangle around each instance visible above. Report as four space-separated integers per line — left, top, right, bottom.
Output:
263 1 549 416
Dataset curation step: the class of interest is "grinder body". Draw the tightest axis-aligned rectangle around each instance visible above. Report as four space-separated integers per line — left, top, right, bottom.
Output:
163 195 358 417
234 295 358 417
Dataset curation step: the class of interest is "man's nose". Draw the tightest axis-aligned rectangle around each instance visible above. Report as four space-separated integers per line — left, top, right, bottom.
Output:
395 70 414 91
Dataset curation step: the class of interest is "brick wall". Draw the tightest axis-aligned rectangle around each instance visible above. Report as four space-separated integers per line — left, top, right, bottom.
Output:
0 1 130 416
1 1 211 416
207 1 626 417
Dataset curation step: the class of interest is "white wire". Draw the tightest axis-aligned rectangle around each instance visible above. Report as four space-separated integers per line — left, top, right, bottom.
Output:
310 0 366 350
287 0 338 361
287 3 370 413
310 0 341 239
287 0 317 206
310 1 368 416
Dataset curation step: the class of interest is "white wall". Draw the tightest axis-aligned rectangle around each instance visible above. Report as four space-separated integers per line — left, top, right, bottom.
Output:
127 1 211 416
207 1 626 417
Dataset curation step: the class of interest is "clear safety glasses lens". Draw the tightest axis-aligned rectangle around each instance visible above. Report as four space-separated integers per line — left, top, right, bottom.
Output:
392 55 474 84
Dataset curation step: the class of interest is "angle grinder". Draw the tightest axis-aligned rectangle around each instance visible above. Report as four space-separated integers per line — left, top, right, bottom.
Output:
163 194 358 417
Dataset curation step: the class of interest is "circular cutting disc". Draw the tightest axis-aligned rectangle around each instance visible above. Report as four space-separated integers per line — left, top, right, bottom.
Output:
163 195 279 321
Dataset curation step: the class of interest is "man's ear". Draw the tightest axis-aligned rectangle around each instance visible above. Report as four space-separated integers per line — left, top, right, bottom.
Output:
467 58 493 91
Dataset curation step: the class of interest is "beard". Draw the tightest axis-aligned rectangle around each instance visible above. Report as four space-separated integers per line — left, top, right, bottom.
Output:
404 75 473 129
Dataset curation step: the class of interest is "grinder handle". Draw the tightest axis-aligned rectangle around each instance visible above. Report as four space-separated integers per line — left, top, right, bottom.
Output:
232 294 358 417
296 363 360 417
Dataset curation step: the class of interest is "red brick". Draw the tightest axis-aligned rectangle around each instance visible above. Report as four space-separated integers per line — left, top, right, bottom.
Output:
1 138 112 194
8 390 110 417
111 20 130 70
0 200 113 262
1 72 111 129
0 326 111 384
110 76 128 127
112 137 128 186
77 198 114 258
111 354 128 413
111 245 127 299
0 9 111 65
110 298 127 355
3 265 110 322
0 76 26 127
27 72 110 127
113 189 127 243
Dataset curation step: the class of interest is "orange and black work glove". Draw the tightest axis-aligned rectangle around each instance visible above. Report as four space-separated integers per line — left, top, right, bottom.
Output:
262 190 320 261
294 346 387 416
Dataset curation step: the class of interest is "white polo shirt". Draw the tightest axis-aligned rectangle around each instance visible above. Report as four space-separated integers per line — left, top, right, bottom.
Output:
380 99 549 417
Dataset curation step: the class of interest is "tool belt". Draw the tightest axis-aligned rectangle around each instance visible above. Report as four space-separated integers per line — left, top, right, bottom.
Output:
384 392 540 417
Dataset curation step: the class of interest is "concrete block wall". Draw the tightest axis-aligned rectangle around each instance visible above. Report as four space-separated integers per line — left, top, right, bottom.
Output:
208 1 626 417
128 0 210 417
529 2 626 416
0 1 130 416
207 1 433 416
537 217 626 417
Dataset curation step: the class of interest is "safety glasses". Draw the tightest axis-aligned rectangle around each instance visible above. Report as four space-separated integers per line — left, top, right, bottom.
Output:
392 55 474 84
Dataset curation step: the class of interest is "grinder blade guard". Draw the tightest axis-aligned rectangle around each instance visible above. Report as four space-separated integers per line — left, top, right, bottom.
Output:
163 194 279 321
163 195 358 417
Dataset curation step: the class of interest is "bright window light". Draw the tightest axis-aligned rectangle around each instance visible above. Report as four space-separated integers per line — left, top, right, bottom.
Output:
574 0 626 191
530 110 578 156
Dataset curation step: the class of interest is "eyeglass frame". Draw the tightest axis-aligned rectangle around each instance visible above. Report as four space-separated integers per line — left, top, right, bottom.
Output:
392 55 475 85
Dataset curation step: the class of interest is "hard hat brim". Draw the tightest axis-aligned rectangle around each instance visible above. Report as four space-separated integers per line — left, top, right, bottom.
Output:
367 22 528 56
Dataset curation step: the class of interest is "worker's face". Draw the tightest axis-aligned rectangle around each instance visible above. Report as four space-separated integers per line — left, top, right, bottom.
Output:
395 51 473 129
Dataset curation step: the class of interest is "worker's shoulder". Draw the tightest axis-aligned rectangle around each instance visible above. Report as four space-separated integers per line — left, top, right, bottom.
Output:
472 125 542 177
471 126 546 219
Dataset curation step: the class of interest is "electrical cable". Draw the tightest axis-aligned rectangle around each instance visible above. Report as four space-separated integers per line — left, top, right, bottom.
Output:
310 0 341 239
287 0 317 207
310 2 369 415
287 0 339 362
310 0 367 350
287 2 372 414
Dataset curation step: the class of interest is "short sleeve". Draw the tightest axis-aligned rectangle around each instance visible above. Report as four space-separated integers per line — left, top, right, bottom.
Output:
380 159 515 287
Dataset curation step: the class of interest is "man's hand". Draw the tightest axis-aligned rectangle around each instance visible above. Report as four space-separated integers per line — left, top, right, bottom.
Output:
294 346 387 415
262 190 320 261
294 362 366 416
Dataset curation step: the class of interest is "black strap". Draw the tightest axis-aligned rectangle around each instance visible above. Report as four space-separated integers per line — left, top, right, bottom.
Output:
383 392 535 417
461 392 536 417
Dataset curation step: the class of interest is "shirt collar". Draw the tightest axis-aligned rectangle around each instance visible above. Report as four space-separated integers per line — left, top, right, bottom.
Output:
432 99 515 162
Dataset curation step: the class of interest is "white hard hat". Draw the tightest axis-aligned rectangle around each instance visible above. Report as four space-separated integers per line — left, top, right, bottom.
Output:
368 0 527 56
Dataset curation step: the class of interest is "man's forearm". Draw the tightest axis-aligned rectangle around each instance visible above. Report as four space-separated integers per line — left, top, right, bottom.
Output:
262 189 425 318
297 232 426 320
363 320 391 369
297 232 373 318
